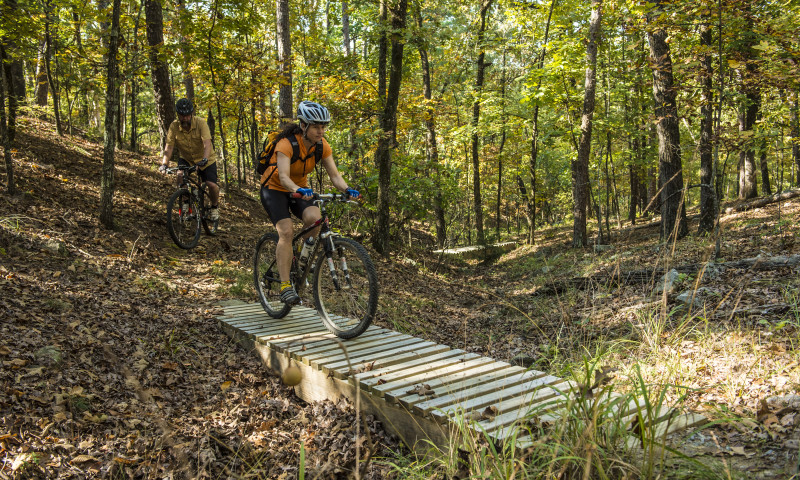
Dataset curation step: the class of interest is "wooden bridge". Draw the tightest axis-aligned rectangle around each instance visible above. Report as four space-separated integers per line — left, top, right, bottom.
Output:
217 302 705 452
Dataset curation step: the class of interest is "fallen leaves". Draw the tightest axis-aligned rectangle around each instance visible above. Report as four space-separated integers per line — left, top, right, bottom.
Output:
406 384 436 397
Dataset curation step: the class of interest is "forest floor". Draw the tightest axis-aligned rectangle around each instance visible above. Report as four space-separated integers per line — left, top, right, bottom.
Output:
1 111 799 479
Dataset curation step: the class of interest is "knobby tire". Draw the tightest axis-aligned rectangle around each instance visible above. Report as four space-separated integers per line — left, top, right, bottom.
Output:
167 189 201 249
200 184 218 236
313 237 378 339
254 233 291 318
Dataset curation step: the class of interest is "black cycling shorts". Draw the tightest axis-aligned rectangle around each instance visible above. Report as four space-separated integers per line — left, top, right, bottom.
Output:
178 159 218 184
260 187 314 225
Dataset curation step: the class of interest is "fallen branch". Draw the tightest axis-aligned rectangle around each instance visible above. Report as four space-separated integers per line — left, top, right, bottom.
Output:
724 189 800 214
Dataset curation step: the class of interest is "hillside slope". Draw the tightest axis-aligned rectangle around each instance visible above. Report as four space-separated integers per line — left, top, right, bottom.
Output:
0 114 398 478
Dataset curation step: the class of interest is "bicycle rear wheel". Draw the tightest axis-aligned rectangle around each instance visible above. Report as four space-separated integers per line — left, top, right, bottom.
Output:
199 185 218 235
254 233 291 318
167 189 201 249
313 237 378 339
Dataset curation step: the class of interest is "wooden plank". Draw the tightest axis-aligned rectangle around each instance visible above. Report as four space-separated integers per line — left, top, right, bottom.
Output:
300 332 413 365
352 350 469 389
391 363 519 407
232 320 323 340
322 342 442 377
325 343 451 379
430 375 565 424
238 317 332 338
411 369 539 416
479 382 573 438
221 308 318 325
369 355 495 397
274 327 389 352
257 326 385 350
285 329 399 358
220 304 266 316
228 311 320 331
309 336 428 371
319 339 437 372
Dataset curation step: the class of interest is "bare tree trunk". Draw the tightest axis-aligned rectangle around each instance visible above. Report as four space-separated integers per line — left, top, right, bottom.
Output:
43 0 63 136
0 46 15 195
372 0 407 256
145 0 174 151
760 138 772 195
698 23 716 235
572 0 601 248
648 0 688 241
100 0 121 228
377 0 387 101
413 5 445 248
792 89 800 187
277 0 292 125
736 10 759 200
176 0 195 102
35 38 48 106
526 0 556 245
342 0 351 56
470 0 492 247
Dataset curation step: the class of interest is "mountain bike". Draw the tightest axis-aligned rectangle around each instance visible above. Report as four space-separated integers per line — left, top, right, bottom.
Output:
253 192 378 339
165 165 218 249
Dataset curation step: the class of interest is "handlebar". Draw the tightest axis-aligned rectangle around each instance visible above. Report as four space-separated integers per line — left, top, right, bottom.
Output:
165 165 197 175
290 192 361 204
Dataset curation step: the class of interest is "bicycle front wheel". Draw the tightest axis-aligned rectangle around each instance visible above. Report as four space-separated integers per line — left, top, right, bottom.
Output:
166 189 201 249
313 237 378 339
199 185 218 236
254 233 291 318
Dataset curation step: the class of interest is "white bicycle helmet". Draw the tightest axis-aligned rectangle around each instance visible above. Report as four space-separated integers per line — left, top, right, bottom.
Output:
297 101 331 125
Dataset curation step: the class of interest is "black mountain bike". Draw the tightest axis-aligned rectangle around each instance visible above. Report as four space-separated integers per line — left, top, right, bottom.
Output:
165 165 218 249
253 192 378 339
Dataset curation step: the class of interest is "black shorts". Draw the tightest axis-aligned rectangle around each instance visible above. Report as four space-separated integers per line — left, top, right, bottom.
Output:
178 159 218 184
260 187 314 225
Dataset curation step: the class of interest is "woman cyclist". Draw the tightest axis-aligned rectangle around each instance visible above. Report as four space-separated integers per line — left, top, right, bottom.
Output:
260 101 360 304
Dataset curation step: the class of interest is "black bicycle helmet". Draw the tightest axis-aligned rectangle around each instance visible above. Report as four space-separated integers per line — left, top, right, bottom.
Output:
296 101 331 125
175 98 194 116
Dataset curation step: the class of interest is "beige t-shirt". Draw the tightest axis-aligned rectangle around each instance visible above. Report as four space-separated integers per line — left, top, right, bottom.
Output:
166 116 217 168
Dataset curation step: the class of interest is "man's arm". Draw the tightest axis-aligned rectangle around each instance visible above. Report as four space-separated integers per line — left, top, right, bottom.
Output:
161 143 174 169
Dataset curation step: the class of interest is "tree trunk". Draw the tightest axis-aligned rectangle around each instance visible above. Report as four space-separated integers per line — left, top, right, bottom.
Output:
100 0 122 229
413 5 445 248
43 1 63 136
35 37 48 106
470 0 492 247
372 0 407 256
377 0 387 101
648 0 688 241
523 0 555 244
572 0 601 248
792 89 800 187
736 11 759 200
176 0 195 102
342 0 351 56
760 139 771 195
697 23 716 235
277 0 292 125
145 0 174 151
0 46 15 195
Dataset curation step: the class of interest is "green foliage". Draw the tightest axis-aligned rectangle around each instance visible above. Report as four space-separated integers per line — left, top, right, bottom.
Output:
10 0 799 249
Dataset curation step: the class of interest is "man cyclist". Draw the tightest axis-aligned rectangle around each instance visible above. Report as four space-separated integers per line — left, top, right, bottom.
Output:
260 101 360 304
159 98 221 222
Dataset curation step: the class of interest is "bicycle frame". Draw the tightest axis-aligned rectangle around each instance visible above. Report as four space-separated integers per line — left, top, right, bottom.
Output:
290 198 338 295
169 166 207 218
